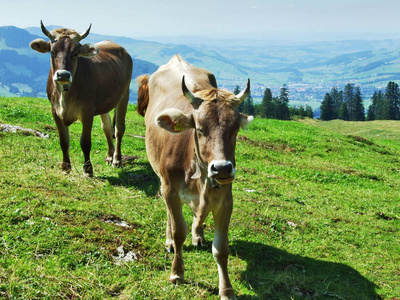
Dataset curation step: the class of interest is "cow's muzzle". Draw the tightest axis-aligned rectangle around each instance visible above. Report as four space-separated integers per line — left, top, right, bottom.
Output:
53 70 72 91
208 160 236 185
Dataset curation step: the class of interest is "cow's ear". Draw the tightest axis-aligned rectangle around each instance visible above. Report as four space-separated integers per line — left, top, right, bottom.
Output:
156 108 194 134
30 39 50 53
79 43 99 58
239 113 254 129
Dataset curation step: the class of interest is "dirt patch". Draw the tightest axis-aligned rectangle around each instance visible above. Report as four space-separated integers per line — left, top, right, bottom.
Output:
0 124 49 138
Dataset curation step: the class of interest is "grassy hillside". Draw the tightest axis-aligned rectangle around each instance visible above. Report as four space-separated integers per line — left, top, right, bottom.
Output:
0 97 399 299
299 118 400 152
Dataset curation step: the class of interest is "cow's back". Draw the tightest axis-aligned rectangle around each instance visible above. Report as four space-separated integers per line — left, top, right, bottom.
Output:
69 41 132 116
143 55 216 178
146 55 216 117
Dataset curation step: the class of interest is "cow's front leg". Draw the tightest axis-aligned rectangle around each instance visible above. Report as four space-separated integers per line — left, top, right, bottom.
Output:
163 184 188 283
81 116 94 176
52 112 71 174
100 113 115 165
212 193 236 300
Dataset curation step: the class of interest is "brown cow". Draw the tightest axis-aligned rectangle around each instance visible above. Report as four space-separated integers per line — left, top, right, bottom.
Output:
137 55 253 299
30 21 133 176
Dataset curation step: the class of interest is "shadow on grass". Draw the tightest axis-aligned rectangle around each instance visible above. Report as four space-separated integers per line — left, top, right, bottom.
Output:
101 156 379 299
100 155 160 197
231 240 381 299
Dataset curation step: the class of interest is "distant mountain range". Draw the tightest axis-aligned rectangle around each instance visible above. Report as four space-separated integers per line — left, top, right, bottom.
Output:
1 25 400 108
0 26 158 100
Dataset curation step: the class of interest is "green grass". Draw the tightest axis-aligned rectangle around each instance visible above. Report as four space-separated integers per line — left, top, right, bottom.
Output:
1 96 399 299
299 118 400 152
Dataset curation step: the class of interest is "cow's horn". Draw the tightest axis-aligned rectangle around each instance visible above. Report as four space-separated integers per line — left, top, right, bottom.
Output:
237 78 250 104
80 24 92 41
182 76 203 109
40 20 55 42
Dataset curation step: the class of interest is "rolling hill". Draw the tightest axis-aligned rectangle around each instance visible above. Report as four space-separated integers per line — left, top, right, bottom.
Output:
1 25 400 106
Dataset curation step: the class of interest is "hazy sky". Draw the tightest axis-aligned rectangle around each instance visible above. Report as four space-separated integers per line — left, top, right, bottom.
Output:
2 0 400 41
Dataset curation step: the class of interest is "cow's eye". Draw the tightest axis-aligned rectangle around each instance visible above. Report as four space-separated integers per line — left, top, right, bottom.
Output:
196 128 205 135
51 51 55 56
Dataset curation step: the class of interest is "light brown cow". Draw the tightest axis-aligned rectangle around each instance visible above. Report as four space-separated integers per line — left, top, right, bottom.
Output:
30 21 133 176
137 55 253 299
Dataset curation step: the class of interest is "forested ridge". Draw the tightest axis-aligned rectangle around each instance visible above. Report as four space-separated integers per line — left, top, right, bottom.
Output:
236 80 400 122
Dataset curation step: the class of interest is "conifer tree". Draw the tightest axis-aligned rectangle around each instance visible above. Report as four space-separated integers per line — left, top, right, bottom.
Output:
298 105 305 117
320 93 335 120
374 90 385 120
384 81 400 120
342 83 365 121
305 105 314 118
353 86 365 121
242 91 255 115
367 91 378 120
330 87 342 119
339 102 350 121
260 87 274 118
275 84 290 120
344 83 356 120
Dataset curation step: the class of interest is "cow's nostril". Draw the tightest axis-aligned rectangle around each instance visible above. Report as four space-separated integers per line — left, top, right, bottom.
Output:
208 160 235 178
55 70 71 82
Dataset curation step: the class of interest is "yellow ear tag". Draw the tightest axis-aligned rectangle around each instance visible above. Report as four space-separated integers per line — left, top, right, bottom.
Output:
174 122 184 132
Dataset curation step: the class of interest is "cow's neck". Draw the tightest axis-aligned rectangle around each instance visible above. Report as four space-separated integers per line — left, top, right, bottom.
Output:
53 89 68 120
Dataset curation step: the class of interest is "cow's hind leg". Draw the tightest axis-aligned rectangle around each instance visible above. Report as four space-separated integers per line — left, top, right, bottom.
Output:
100 113 115 165
112 90 129 167
191 198 210 247
162 183 188 283
192 216 206 247
165 209 174 252
81 115 94 176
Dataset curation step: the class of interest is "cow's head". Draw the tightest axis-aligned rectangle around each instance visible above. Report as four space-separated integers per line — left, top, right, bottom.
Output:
30 21 99 92
156 76 253 187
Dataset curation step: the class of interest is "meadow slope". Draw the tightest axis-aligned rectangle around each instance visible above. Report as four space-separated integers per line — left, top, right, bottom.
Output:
0 96 399 299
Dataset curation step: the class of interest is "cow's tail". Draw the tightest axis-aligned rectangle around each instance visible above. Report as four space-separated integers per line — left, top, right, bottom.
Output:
137 75 149 117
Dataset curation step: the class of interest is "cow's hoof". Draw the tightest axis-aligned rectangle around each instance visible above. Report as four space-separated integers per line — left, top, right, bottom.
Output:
220 288 236 300
61 163 71 174
112 160 122 168
169 274 184 284
192 236 206 247
62 169 71 175
112 155 122 168
105 156 113 165
83 164 93 177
